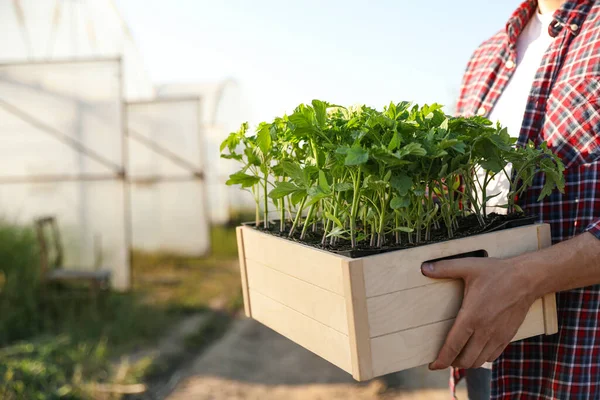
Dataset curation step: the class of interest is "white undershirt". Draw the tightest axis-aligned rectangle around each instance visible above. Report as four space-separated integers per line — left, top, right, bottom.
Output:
478 10 555 214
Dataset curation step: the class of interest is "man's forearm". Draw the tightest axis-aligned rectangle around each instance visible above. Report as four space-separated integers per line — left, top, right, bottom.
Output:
513 232 600 299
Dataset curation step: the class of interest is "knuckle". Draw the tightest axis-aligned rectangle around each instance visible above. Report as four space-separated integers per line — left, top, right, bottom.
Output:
453 355 472 369
447 341 462 353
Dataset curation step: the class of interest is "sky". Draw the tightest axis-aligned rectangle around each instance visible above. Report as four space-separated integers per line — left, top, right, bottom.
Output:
115 0 522 126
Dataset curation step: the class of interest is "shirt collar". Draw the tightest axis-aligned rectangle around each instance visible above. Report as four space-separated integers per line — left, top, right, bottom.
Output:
506 0 593 44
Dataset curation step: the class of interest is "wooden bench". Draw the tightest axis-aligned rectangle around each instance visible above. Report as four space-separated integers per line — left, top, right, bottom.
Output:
35 216 111 295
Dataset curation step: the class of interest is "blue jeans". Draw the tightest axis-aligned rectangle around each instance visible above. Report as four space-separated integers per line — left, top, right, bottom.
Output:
465 367 491 400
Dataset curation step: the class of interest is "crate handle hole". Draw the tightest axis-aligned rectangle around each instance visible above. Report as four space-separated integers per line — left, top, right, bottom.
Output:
425 249 488 264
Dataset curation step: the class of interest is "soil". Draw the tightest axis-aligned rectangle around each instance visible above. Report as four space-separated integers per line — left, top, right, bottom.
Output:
247 213 536 258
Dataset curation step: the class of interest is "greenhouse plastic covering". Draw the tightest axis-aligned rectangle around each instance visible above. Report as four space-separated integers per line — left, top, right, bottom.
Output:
0 59 130 290
157 82 255 223
126 99 210 255
0 0 154 100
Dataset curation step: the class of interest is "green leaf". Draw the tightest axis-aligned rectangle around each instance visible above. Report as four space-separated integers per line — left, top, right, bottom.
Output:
307 186 325 197
312 99 328 127
225 172 260 188
483 192 503 202
390 196 410 209
480 159 504 174
257 123 272 156
326 226 348 239
220 153 243 161
318 170 331 193
388 132 401 151
365 179 387 191
291 190 307 206
268 182 303 199
333 182 353 192
440 118 449 131
396 142 427 158
383 170 392 183
281 161 308 187
390 173 412 196
344 147 369 166
244 147 261 166
324 212 344 229
306 192 328 207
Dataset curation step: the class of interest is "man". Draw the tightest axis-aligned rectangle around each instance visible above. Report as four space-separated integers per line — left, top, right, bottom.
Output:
420 0 600 399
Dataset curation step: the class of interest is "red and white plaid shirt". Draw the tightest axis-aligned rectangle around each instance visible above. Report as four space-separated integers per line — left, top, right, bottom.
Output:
452 0 600 398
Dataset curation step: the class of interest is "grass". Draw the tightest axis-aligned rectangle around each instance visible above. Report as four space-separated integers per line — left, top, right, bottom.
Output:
131 225 242 313
0 222 242 399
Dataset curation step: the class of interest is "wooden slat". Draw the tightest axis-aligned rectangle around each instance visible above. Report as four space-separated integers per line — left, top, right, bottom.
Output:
241 226 347 295
246 259 348 335
537 224 559 335
542 294 559 335
236 227 251 318
513 298 546 342
370 298 546 377
367 280 463 337
249 289 352 372
342 260 373 381
370 319 453 377
362 224 542 297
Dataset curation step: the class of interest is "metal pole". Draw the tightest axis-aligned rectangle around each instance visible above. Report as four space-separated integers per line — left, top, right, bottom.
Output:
119 58 134 291
0 99 123 173
0 174 119 184
127 127 202 174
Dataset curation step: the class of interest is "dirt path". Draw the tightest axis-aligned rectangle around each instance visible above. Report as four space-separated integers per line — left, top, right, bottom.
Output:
166 318 467 400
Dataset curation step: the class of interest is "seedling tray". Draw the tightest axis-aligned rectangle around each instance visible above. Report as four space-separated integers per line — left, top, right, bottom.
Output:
236 223 558 381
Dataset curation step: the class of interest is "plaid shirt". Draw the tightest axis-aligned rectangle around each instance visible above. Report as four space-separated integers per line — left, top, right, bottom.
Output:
452 0 600 398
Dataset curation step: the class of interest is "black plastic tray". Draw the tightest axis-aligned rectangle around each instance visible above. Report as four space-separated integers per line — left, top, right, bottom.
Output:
243 215 538 259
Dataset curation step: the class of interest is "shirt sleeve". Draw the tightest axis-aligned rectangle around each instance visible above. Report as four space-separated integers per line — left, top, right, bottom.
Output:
586 219 600 240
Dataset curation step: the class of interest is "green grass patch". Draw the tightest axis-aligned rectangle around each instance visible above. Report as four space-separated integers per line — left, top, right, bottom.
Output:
0 222 242 399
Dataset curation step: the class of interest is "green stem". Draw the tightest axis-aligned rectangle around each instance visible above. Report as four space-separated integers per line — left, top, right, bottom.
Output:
280 198 285 232
350 169 362 248
289 196 307 237
300 203 316 240
253 185 260 227
329 191 342 246
321 218 332 245
263 174 269 229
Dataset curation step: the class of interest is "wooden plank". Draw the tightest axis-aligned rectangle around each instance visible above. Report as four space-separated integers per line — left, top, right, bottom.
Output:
513 298 546 341
362 224 541 297
542 294 559 335
371 318 454 377
249 289 352 373
342 260 373 381
367 280 463 337
241 226 347 295
246 259 348 335
370 298 546 377
537 224 559 335
236 227 251 318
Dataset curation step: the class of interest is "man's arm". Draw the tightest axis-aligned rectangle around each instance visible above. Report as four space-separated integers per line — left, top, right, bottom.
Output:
521 230 600 297
421 230 600 371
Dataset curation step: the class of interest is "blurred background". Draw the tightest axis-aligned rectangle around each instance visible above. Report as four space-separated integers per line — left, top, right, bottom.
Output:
0 0 520 398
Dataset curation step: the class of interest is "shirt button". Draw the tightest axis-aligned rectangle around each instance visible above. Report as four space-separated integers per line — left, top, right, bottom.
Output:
506 60 516 69
570 23 579 31
477 107 487 116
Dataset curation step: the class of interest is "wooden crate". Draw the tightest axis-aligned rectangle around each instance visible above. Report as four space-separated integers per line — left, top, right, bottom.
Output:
235 223 558 381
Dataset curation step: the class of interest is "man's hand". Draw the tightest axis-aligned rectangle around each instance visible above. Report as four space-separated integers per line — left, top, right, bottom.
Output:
421 257 536 370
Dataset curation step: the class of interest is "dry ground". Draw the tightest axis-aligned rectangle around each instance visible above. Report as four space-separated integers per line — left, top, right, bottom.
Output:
167 318 467 400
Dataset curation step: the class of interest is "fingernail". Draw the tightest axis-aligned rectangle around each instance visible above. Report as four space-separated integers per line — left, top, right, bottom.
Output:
428 361 439 370
421 263 434 275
